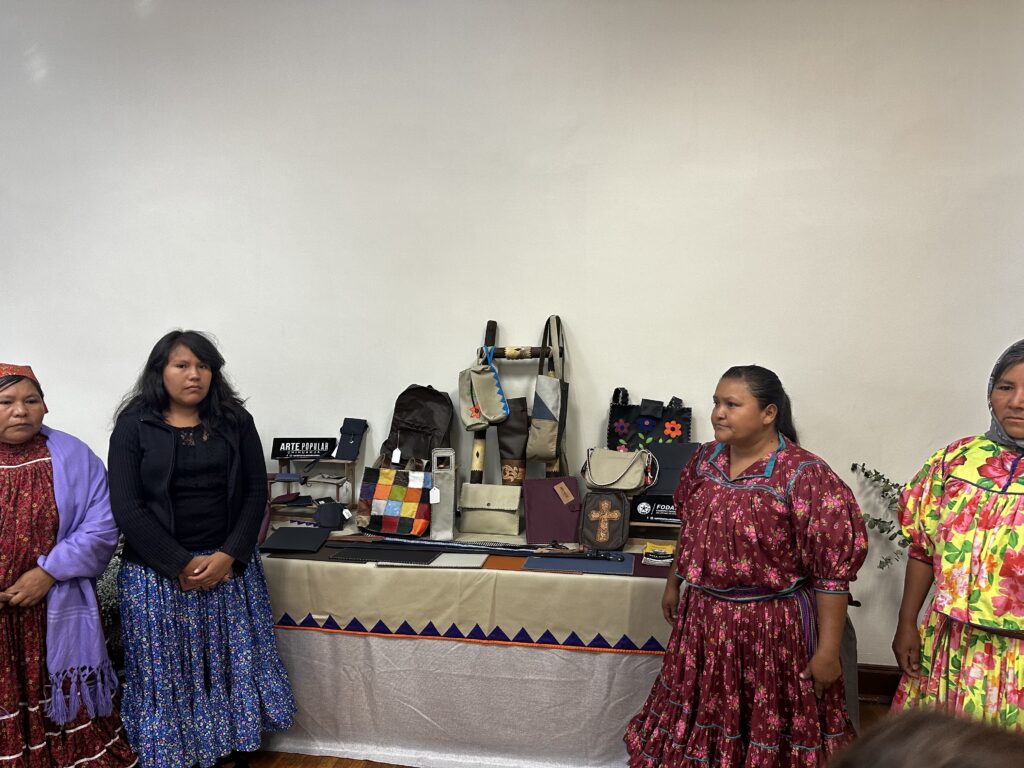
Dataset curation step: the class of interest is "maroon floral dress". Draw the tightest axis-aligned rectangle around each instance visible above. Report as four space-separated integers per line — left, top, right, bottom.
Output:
625 437 868 767
0 434 137 767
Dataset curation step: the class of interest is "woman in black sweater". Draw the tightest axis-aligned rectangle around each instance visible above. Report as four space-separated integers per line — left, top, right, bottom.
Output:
108 330 294 768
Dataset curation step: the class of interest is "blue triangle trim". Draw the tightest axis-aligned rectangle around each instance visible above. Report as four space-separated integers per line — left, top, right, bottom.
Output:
344 618 367 633
277 612 297 627
299 613 321 628
562 631 584 647
512 628 534 644
588 633 611 649
536 630 559 645
641 636 665 652
321 615 342 630
420 621 441 637
443 624 465 639
613 634 639 651
370 620 392 635
466 624 488 641
395 621 417 636
486 626 510 642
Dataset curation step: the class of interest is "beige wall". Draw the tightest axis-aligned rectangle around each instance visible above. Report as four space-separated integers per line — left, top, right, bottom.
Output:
4 0 1024 664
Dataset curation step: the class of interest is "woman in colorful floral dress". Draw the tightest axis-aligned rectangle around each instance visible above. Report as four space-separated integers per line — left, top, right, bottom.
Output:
625 365 868 767
892 340 1024 730
0 363 137 767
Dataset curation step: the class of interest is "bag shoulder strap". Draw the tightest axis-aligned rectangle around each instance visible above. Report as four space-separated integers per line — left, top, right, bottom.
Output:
537 315 566 379
584 447 645 485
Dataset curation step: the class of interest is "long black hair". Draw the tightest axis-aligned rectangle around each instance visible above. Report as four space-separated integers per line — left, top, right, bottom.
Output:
115 330 246 427
720 364 799 444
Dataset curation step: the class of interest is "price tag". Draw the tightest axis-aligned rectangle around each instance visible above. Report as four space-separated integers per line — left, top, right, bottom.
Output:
391 447 402 464
553 481 575 505
429 487 441 504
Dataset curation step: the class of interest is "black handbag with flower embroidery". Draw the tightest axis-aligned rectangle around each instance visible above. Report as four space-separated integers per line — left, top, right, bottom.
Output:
605 388 692 449
606 388 695 525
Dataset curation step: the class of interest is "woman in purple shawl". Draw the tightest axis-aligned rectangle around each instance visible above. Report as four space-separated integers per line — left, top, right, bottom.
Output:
0 363 137 766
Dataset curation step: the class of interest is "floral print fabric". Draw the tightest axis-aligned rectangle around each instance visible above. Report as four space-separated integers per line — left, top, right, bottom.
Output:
892 606 1024 730
893 435 1024 728
0 434 137 767
625 438 868 766
673 438 867 595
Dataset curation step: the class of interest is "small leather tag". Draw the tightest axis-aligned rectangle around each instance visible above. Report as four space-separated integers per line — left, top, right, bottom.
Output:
553 481 575 505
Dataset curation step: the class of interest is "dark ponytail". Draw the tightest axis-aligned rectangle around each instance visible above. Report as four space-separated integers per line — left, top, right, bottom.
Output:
720 365 799 444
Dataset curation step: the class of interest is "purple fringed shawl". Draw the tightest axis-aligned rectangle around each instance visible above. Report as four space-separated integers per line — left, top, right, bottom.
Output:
36 426 120 724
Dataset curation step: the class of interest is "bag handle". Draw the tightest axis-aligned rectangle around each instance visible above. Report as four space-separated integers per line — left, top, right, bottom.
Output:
583 447 646 486
582 447 661 488
537 315 566 379
611 387 629 407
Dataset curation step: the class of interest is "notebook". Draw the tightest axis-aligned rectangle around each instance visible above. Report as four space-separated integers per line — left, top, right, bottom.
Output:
259 526 330 553
328 547 438 565
522 553 635 576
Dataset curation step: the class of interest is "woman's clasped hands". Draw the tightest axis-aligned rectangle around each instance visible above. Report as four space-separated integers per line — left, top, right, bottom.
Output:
178 551 235 592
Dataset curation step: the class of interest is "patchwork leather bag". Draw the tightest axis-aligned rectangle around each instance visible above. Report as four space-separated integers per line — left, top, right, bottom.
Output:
358 466 433 537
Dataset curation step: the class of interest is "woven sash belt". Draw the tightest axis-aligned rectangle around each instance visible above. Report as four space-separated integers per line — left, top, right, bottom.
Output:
689 580 818 656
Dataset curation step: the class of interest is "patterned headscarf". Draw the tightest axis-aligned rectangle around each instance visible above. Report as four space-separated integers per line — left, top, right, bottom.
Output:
985 339 1024 452
0 362 47 412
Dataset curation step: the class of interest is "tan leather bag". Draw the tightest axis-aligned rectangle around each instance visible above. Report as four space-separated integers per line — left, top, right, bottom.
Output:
581 447 658 494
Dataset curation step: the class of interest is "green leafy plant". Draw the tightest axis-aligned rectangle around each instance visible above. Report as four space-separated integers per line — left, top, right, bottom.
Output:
851 463 911 569
96 544 124 671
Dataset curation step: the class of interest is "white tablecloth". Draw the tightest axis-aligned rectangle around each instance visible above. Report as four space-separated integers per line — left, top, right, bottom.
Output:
262 554 670 766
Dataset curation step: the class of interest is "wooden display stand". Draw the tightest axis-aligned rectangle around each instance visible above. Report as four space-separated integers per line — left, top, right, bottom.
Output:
271 457 358 510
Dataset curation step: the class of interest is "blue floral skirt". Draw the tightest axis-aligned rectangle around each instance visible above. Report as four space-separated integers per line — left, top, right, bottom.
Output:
117 550 295 768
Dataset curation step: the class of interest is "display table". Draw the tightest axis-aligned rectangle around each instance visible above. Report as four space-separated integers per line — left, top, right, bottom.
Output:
261 551 671 768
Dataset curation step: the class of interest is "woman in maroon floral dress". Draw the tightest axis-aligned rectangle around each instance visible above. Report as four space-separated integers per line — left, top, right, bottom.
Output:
0 363 136 767
625 365 868 767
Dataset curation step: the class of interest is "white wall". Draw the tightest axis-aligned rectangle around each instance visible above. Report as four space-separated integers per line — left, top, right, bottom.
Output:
3 0 1023 665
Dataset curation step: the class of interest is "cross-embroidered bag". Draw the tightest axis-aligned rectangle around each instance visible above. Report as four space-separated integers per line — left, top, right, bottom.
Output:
579 491 629 550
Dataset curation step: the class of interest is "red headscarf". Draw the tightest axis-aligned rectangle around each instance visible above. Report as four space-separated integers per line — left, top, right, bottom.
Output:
0 362 48 412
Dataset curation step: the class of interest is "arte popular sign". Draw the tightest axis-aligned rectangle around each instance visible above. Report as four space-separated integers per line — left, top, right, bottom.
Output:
270 437 337 460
